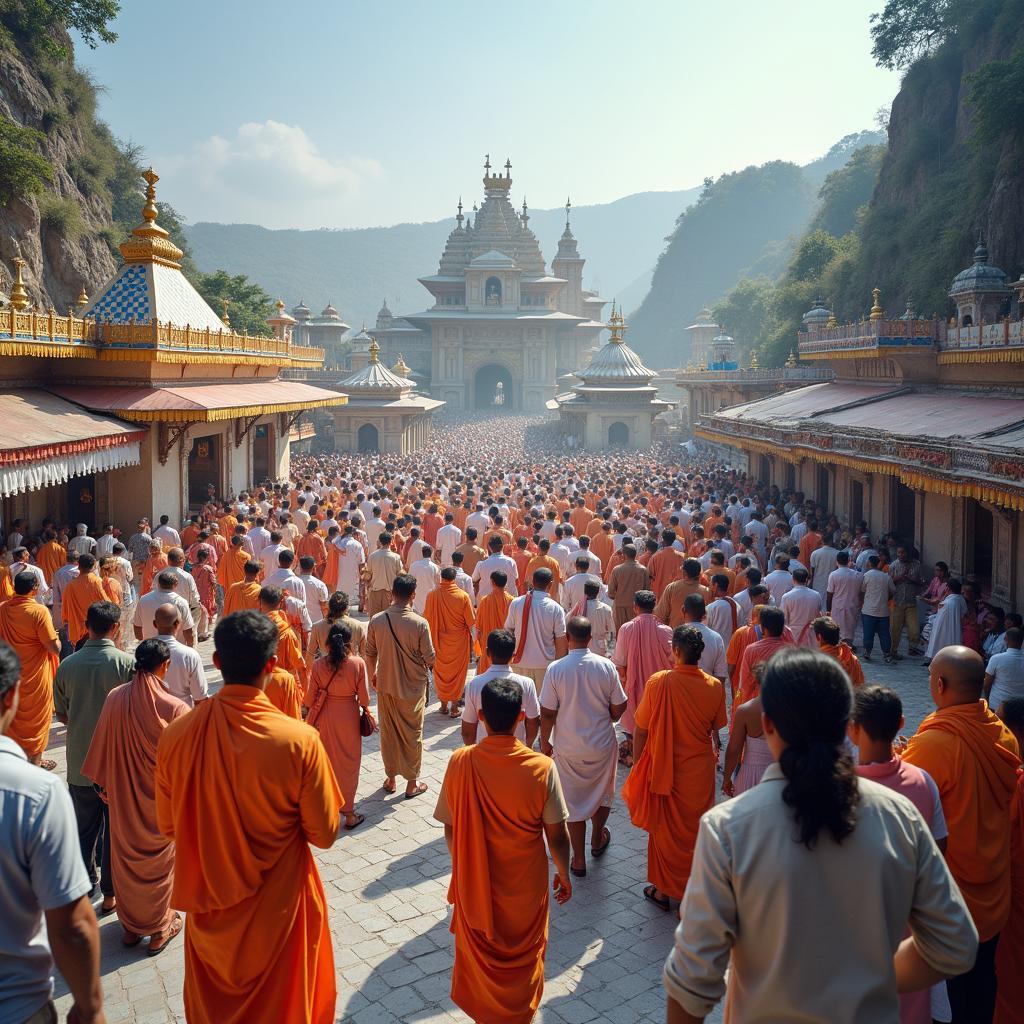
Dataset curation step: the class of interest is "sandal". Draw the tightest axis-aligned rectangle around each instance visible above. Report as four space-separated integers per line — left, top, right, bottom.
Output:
404 782 428 799
40 759 57 772
570 864 587 878
449 707 462 719
591 827 611 858
122 929 143 948
643 884 670 912
99 898 117 917
382 779 397 794
344 813 366 831
437 705 450 715
147 913 183 957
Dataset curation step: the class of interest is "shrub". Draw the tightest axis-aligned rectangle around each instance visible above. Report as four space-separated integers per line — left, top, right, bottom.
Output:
38 194 84 239
0 115 53 201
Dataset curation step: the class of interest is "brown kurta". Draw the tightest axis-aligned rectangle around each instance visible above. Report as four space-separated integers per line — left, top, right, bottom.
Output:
606 560 651 630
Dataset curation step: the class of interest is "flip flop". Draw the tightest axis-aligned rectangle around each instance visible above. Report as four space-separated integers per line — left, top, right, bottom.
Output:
382 780 397 794
591 828 611 858
344 813 366 831
643 884 670 912
40 759 57 772
147 914 183 957
405 783 428 799
99 899 117 917
570 865 587 878
122 930 143 948
449 708 462 719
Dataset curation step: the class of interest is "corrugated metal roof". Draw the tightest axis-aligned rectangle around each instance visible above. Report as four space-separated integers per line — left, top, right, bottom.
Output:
0 390 144 455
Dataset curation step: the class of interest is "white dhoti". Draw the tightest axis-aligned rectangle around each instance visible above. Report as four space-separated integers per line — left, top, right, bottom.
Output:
832 601 858 642
554 745 617 822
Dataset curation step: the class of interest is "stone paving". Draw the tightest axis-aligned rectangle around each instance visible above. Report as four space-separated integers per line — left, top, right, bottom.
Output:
47 627 935 1024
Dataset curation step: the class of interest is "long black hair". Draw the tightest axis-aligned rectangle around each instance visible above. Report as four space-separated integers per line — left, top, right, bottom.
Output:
760 647 860 850
326 622 352 669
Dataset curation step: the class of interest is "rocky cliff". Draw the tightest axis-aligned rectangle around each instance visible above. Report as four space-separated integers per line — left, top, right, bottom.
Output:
0 24 119 311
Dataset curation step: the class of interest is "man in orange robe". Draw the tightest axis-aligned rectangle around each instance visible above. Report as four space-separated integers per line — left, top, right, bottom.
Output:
216 536 250 594
647 531 686 599
141 540 169 594
813 615 865 687
0 572 60 762
622 624 726 907
296 522 328 578
264 664 302 719
260 586 306 684
904 645 1021 1023
82 643 189 952
36 529 67 585
425 568 475 716
156 609 342 1023
223 562 262 616
475 572 514 674
996 697 1024 1024
62 554 109 649
434 676 572 1024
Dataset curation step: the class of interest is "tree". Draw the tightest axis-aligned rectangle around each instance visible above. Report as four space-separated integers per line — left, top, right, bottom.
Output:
711 278 775 357
0 116 53 202
811 145 886 238
1 0 119 58
194 271 274 337
967 46 1024 148
869 0 966 70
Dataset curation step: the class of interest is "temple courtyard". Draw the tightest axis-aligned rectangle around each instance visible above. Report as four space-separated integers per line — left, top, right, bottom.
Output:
45 632 935 1024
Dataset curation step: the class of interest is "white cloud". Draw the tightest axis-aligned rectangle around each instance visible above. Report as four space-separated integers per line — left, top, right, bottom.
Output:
160 120 382 228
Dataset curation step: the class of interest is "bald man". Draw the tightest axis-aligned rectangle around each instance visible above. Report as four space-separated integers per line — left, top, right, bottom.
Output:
154 604 208 708
903 645 1021 1023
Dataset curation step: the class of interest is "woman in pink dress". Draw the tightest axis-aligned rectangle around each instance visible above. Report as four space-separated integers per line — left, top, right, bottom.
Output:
722 695 773 796
189 547 218 641
303 622 372 830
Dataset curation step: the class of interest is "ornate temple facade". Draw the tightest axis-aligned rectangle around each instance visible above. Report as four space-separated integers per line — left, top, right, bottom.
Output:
289 300 351 370
398 158 607 411
551 307 672 448
695 239 1024 607
0 170 345 531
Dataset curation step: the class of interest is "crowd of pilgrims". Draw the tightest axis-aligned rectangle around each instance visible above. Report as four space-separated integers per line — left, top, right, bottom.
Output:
0 412 1021 1024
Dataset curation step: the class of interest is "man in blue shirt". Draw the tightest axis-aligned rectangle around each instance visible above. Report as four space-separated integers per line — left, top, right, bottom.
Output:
0 640 104 1024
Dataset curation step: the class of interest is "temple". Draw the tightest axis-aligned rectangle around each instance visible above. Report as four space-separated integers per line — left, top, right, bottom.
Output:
695 238 1024 607
551 305 672 448
0 169 346 529
394 157 607 411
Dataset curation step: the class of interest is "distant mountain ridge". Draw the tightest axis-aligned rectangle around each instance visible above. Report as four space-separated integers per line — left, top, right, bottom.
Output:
184 188 701 331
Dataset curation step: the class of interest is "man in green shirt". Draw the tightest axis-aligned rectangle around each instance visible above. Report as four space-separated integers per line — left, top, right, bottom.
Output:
54 600 134 915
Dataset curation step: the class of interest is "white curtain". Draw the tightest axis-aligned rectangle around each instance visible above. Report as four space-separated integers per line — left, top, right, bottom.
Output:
0 441 141 497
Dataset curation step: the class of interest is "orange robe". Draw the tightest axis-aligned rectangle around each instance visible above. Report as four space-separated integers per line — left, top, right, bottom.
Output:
62 571 109 647
37 541 66 585
622 666 726 900
264 666 302 720
424 582 475 704
155 685 342 1024
0 564 12 604
0 596 58 758
524 554 561 589
475 589 514 674
269 610 306 683
216 547 249 592
142 552 169 594
296 532 328 576
442 735 556 1024
323 543 341 591
903 701 1020 941
102 576 124 608
82 670 189 936
996 773 1024 1023
647 547 685 599
224 580 262 617
590 533 614 576
736 634 794 707
819 641 865 688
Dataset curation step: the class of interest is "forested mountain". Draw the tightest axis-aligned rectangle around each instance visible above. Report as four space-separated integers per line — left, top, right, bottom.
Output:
711 0 1024 367
625 131 884 367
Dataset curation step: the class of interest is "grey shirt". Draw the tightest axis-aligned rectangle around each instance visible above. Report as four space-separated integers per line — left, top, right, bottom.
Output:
0 736 92 1022
664 764 978 1022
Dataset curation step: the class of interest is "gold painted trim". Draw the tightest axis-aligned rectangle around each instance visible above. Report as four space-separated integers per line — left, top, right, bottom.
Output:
0 341 96 359
937 349 1024 365
115 396 348 424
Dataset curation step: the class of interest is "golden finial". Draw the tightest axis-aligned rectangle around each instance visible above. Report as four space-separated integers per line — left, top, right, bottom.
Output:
785 348 797 368
275 298 285 313
869 287 884 321
119 167 183 268
698 352 708 371
9 256 29 312
750 351 759 370
368 338 380 363
220 298 231 327
608 301 627 344
76 284 89 308
142 167 160 224
393 353 412 376
826 308 838 329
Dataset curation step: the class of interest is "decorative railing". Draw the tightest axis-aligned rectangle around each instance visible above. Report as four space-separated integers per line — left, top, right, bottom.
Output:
0 309 324 365
798 318 941 355
677 366 832 383
941 319 1024 350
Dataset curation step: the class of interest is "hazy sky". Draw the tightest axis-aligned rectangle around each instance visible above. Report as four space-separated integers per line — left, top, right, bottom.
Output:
78 1 899 230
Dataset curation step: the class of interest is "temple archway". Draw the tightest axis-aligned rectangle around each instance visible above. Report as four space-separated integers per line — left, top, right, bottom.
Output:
607 421 630 446
474 364 514 410
357 423 380 452
484 276 502 306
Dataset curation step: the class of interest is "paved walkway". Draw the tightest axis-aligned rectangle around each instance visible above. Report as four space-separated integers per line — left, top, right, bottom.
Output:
48 630 934 1024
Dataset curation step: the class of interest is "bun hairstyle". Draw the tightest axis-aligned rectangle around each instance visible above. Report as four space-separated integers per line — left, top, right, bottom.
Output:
326 622 353 668
135 637 171 674
760 647 860 850
672 624 705 665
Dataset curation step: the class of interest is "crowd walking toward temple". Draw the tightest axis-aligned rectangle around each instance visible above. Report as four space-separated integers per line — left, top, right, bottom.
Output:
1 414 1022 1023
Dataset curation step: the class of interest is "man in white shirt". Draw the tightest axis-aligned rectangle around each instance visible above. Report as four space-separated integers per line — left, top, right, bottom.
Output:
781 568 824 647
504 567 568 687
550 528 578 581
50 550 80 652
297 555 329 624
461 629 541 746
153 604 208 707
151 515 180 550
264 548 306 604
472 537 518 600
860 554 896 663
165 548 202 627
827 550 863 647
365 507 387 551
259 532 288 579
409 546 441 615
67 524 96 558
569 581 615 656
562 557 606 612
247 518 272 559
540 617 626 876
450 551 475 607
435 513 462 567
809 541 839 607
8 549 48 603
706 574 746 648
985 628 1024 712
763 556 794 606
132 572 194 645
681 594 728 682
94 524 116 558
466 503 490 538
334 526 367 605
746 513 769 563
575 537 601 577
108 543 134 602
